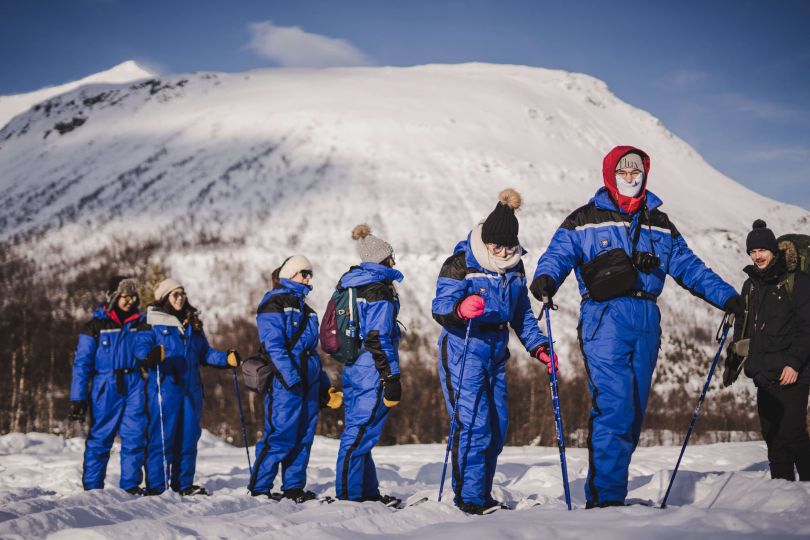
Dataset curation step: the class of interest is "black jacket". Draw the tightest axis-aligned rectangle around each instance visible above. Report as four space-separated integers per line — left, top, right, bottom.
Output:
735 253 810 386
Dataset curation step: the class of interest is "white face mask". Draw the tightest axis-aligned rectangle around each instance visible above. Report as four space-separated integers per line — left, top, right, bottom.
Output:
616 172 644 197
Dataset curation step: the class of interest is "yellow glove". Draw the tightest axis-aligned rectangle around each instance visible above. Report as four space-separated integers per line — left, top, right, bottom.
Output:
326 387 343 409
227 349 241 367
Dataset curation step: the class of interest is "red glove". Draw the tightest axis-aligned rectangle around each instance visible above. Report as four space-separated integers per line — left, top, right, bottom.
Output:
457 295 485 319
535 345 559 375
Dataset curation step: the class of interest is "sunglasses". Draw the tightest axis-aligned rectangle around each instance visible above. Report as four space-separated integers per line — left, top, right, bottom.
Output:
170 290 187 299
299 270 314 279
120 294 138 303
492 244 519 255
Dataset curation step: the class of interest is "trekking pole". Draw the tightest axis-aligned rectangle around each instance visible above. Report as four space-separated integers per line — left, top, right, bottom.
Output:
232 367 253 476
438 319 473 503
543 297 572 511
155 361 170 489
660 313 733 509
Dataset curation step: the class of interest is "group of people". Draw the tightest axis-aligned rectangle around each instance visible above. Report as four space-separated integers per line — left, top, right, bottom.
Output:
69 144 810 513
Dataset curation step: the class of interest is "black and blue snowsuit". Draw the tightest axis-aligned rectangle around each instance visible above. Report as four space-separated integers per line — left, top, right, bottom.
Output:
70 305 146 491
432 235 548 506
533 146 737 505
249 279 332 494
334 263 404 501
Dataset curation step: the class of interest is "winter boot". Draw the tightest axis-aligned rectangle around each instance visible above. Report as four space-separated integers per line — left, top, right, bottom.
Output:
125 487 147 496
457 500 503 515
282 488 319 503
585 500 625 509
178 485 210 496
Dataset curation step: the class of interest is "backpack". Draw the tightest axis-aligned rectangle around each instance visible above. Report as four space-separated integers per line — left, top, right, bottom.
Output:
320 283 361 364
777 233 810 297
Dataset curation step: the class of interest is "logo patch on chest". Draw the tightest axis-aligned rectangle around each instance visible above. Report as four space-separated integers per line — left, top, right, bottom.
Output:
600 239 609 248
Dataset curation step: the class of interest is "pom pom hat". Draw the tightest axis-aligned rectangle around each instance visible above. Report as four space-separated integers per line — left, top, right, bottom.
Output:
481 188 522 246
746 219 778 254
352 224 395 264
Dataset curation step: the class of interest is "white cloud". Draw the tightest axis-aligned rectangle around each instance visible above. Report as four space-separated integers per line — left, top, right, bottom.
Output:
663 69 709 90
246 20 372 68
743 146 810 162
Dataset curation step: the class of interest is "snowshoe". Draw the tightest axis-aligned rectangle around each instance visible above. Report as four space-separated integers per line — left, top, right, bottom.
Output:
282 488 319 503
458 500 509 515
360 494 402 508
178 485 210 496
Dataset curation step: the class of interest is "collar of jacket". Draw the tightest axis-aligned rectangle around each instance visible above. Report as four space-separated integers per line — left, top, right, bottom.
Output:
591 187 663 214
96 304 140 326
744 251 788 284
340 262 404 288
278 278 312 297
146 306 185 330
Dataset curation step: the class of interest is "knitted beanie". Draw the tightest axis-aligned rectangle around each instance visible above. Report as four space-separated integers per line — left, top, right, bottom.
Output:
352 224 394 264
746 219 778 254
107 275 139 305
616 152 645 171
154 278 184 302
279 255 313 279
481 188 522 246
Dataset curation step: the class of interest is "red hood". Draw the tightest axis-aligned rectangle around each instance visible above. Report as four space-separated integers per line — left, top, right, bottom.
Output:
602 145 651 214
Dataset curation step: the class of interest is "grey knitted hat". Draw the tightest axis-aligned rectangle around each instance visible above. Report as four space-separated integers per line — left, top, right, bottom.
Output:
616 152 644 172
352 224 394 264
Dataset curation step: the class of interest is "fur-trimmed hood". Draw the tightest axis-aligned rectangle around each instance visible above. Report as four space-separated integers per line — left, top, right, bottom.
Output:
780 238 800 272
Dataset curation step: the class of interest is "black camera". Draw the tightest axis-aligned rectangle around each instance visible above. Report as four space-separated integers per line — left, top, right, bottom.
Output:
633 251 660 273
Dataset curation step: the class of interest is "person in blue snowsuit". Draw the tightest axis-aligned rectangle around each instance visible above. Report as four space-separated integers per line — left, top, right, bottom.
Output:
432 189 552 514
530 146 744 508
249 255 342 502
334 224 404 505
138 278 240 496
69 276 148 494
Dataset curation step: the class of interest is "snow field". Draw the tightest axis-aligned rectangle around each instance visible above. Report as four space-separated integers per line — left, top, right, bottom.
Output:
1 432 809 539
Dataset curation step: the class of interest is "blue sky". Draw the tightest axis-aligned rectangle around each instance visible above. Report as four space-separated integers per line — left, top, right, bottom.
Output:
2 0 809 210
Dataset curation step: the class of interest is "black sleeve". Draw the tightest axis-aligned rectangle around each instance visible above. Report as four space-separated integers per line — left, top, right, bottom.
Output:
786 272 810 372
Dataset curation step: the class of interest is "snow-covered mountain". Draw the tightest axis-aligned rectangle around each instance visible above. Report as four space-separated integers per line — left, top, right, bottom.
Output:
1 62 807 389
0 61 152 129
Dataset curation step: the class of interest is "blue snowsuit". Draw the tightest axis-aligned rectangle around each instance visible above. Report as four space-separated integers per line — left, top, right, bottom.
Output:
534 167 736 504
70 306 146 491
432 235 549 506
249 279 332 494
334 263 404 501
138 307 229 493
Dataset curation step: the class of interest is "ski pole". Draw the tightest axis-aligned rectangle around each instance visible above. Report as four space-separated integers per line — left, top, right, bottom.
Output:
438 319 473 503
232 367 253 476
155 361 170 489
543 298 572 511
660 313 733 509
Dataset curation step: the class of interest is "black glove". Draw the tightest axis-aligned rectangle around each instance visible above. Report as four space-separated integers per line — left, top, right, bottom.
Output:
69 400 88 423
382 374 401 407
530 275 557 303
723 294 745 318
722 341 748 387
142 345 165 370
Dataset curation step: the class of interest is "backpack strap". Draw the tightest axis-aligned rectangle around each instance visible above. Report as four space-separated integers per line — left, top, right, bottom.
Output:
780 271 795 300
741 279 752 340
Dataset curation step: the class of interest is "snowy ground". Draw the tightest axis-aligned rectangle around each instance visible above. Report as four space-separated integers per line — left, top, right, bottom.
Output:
1 432 808 539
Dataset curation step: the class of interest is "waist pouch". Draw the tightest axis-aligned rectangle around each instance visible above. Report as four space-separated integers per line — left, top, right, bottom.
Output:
581 248 638 302
242 353 275 394
114 368 139 395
